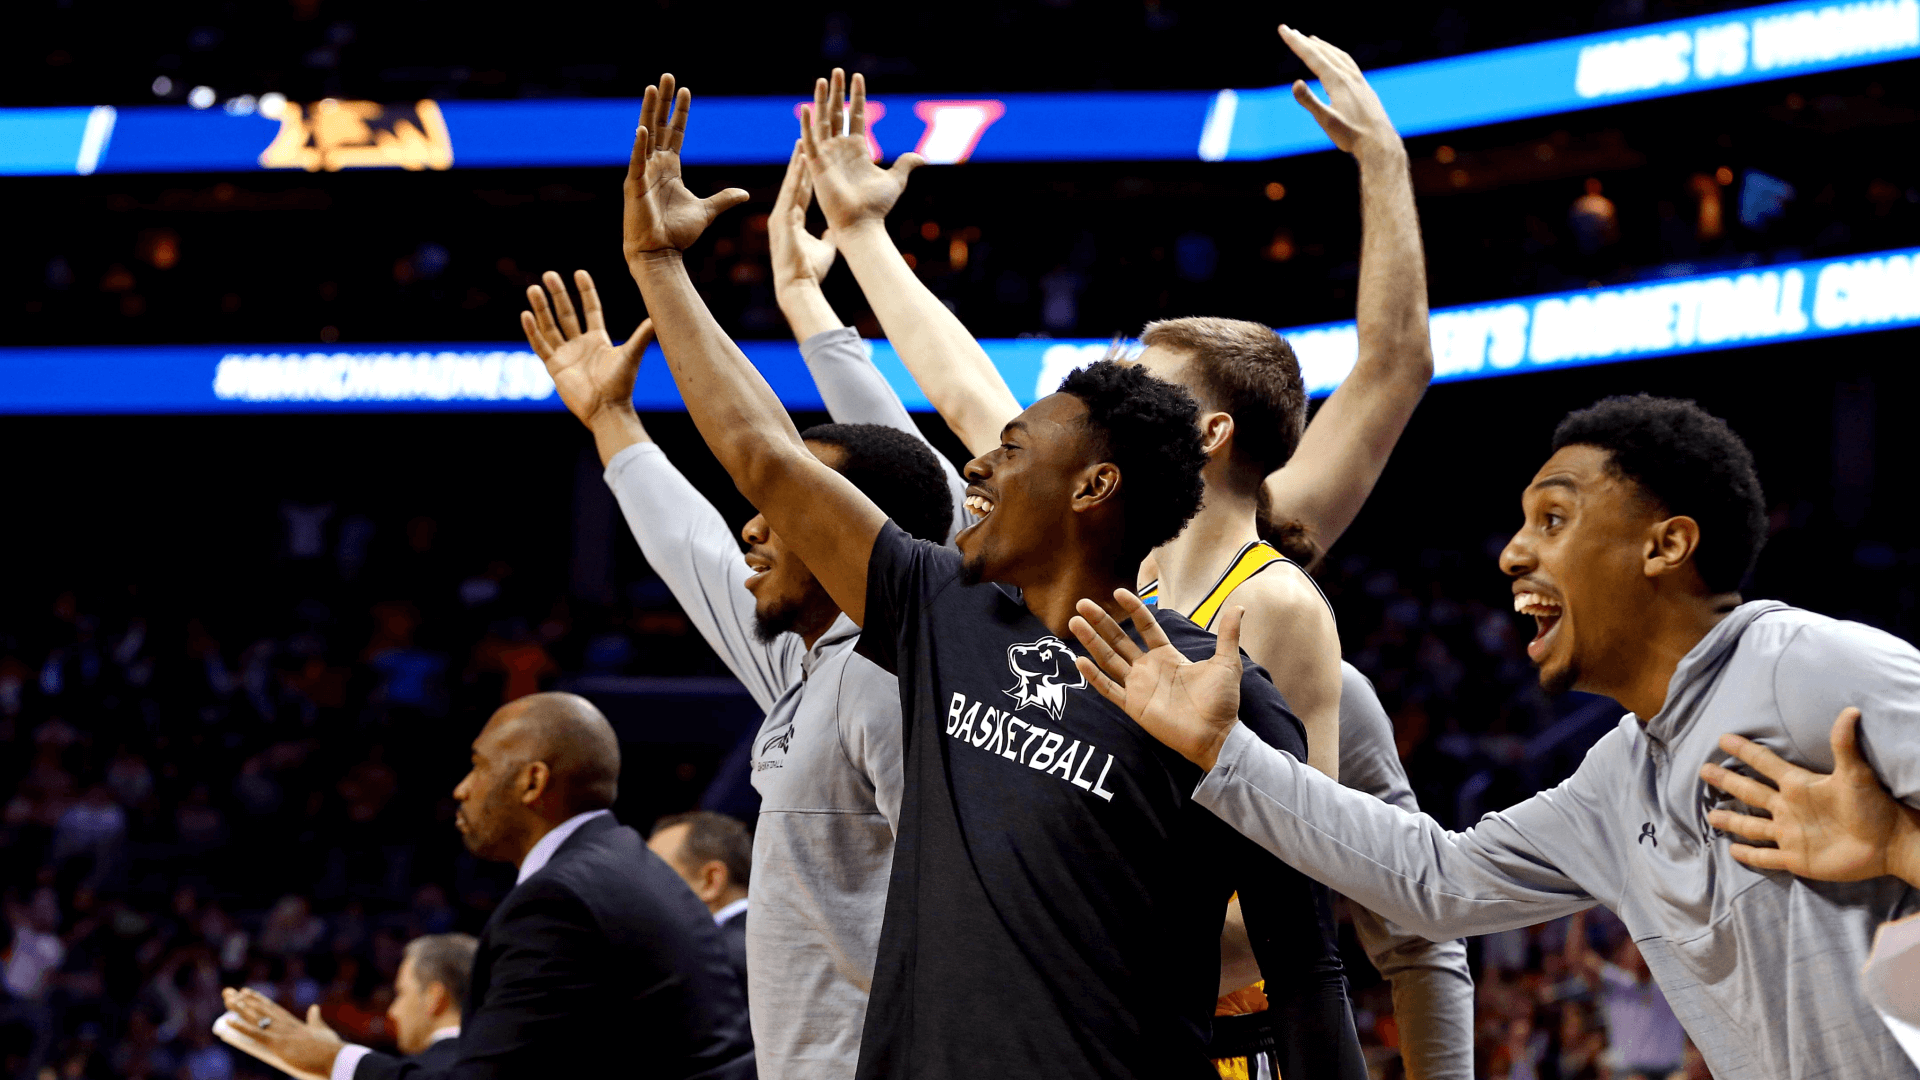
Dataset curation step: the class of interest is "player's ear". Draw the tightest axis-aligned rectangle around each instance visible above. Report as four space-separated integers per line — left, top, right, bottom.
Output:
1644 515 1701 579
1071 462 1122 512
1199 412 1234 459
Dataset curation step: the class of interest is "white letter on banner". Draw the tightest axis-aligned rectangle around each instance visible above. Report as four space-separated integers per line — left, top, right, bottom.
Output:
1814 260 1852 328
1527 298 1569 364
1694 21 1750 79
1777 269 1810 334
1575 32 1693 98
1488 305 1530 368
1289 325 1359 394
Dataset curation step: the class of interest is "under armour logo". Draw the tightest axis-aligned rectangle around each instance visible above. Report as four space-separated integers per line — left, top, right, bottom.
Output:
1638 822 1658 846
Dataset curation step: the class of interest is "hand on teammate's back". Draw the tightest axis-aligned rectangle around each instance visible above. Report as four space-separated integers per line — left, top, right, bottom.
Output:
1067 591 1247 772
1279 25 1402 158
520 270 653 430
622 73 749 259
1700 706 1920 887
769 142 838 295
800 68 923 235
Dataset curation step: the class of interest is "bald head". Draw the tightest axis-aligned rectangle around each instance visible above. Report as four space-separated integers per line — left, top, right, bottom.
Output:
492 692 621 818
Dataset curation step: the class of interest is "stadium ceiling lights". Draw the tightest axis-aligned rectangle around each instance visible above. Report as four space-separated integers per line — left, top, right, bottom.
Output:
4 247 1915 414
2 0 1915 176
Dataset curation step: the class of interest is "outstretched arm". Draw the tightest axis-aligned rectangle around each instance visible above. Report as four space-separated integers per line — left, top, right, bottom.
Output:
1069 590 1605 941
1262 27 1433 566
521 271 806 710
770 138 973 537
624 75 885 625
803 69 1021 457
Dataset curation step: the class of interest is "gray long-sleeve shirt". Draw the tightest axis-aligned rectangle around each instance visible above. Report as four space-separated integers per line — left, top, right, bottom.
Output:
605 440 904 1080
1336 664 1475 1080
1196 600 1920 1080
802 327 1473 1077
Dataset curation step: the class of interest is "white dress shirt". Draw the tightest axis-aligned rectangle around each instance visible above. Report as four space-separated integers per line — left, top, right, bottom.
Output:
711 897 748 926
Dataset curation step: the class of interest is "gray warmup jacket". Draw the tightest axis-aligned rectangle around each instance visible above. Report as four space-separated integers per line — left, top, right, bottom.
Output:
1195 600 1920 1080
804 326 1474 1080
605 439 903 1080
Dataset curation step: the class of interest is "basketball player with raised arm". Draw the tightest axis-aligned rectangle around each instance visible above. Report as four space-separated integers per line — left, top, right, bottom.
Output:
617 74 1367 1080
791 28 1469 1079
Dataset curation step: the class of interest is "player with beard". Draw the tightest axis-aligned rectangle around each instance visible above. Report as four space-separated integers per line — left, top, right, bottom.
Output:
791 30 1471 1079
618 75 1366 1080
1069 395 1920 1080
518 271 951 1080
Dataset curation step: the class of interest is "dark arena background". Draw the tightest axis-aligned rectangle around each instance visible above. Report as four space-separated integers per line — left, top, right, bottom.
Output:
4 2 1918 1078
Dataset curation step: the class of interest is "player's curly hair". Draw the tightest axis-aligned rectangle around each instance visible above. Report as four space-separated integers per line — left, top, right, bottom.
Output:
800 423 954 543
1551 394 1766 593
1058 360 1210 571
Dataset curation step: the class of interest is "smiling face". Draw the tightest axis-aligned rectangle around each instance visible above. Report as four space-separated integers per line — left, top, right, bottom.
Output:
741 440 846 644
1499 444 1667 696
956 393 1100 586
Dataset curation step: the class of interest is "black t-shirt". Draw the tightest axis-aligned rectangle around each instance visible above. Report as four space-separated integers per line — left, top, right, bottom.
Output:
853 523 1361 1080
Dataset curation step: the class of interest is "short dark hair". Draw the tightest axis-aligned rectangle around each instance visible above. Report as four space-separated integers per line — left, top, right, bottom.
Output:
1057 360 1210 570
1551 394 1767 593
800 423 954 543
650 811 753 891
1140 317 1306 486
404 933 479 1016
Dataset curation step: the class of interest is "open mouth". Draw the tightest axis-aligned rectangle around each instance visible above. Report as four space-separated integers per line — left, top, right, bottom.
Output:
964 492 997 518
1513 590 1563 660
743 553 773 589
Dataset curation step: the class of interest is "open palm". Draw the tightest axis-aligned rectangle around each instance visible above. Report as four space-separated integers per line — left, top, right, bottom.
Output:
770 142 837 289
622 74 750 258
1069 590 1246 770
800 69 923 232
520 269 652 427
1700 707 1918 882
1279 25 1399 155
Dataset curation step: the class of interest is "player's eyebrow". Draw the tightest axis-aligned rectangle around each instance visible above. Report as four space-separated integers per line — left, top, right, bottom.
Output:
1528 475 1578 495
1000 420 1029 439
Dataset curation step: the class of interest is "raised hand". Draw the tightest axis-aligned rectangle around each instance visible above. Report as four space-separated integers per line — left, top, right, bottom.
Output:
622 74 750 259
801 69 923 234
1700 707 1920 884
770 141 837 293
1068 590 1245 771
520 269 654 429
1279 25 1401 158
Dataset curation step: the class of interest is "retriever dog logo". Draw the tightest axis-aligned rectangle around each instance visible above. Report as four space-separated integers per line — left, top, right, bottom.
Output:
1004 637 1086 722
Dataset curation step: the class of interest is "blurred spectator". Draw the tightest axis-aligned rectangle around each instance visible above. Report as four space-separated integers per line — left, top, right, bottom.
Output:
1566 912 1687 1080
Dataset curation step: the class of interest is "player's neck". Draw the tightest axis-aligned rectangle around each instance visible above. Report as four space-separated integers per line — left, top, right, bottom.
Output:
1148 483 1261 614
1022 554 1135 641
1602 589 1742 719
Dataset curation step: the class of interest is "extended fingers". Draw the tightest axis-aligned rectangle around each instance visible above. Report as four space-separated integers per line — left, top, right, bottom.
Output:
1717 732 1804 785
639 84 660 151
1116 589 1172 652
1726 842 1789 872
1075 599 1143 662
1213 605 1244 664
775 141 804 215
812 76 829 141
1074 654 1127 709
828 68 846 137
524 284 562 350
624 317 655 357
543 271 581 336
1706 807 1778 843
668 86 691 154
1070 606 1138 683
1699 761 1780 810
573 269 605 334
1829 707 1869 774
519 311 553 360
850 72 867 136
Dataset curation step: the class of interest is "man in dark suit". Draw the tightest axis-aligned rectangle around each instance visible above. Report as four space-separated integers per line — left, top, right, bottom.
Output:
387 934 476 1071
648 811 753 999
224 692 755 1080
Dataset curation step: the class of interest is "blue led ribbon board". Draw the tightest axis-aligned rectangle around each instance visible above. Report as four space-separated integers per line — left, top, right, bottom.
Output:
3 248 1914 414
3 0 1914 176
